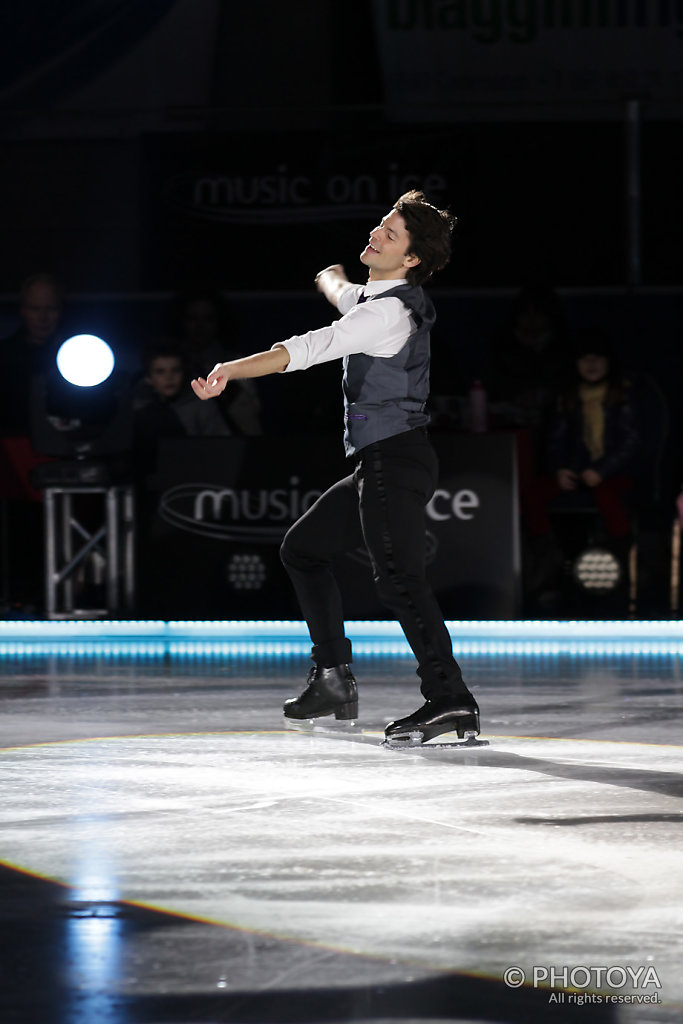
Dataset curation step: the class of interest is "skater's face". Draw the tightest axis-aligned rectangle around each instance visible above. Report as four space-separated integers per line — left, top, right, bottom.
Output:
146 356 184 399
360 208 421 281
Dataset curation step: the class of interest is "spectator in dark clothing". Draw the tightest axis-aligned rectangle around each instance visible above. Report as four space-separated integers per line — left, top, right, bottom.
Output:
527 329 640 536
484 282 573 495
0 272 64 437
166 290 263 436
485 282 571 432
0 273 65 611
132 343 231 617
522 328 641 601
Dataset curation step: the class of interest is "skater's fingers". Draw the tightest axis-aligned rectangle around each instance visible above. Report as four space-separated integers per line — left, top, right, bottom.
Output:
191 377 214 400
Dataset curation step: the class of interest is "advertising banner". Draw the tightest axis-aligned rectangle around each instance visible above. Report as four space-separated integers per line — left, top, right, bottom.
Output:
143 131 457 290
372 0 683 120
140 432 520 620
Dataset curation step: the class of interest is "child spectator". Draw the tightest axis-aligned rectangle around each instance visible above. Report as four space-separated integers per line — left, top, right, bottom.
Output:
133 345 229 477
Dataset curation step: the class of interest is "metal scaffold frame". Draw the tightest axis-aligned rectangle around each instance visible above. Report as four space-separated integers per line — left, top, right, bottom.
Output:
44 486 135 620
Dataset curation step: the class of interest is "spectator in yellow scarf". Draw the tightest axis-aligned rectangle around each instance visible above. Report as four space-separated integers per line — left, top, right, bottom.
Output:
521 328 641 600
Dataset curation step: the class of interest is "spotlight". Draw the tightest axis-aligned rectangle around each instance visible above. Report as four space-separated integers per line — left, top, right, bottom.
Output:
27 331 136 618
30 331 132 483
56 335 115 388
573 547 622 593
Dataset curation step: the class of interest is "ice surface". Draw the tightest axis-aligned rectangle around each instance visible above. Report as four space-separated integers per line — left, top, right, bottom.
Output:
0 642 681 1021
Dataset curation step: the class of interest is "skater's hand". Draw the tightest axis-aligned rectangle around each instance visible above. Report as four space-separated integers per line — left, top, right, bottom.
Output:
581 468 603 487
191 363 231 400
315 264 349 308
556 468 578 491
314 264 346 290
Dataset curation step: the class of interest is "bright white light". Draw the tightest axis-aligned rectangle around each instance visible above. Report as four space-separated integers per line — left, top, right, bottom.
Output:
56 335 115 388
573 548 622 592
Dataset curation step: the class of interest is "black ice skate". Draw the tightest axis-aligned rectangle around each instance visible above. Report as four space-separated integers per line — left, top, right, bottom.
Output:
384 697 487 747
283 664 358 722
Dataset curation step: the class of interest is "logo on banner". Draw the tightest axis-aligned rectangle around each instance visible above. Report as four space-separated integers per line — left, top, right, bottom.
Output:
158 479 322 541
427 487 480 521
376 0 683 119
382 0 683 44
162 164 447 224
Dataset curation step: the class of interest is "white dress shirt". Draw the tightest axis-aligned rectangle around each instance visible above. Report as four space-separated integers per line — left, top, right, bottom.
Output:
273 279 413 373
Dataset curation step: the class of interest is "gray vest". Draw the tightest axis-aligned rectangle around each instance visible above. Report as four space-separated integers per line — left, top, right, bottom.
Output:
343 283 436 456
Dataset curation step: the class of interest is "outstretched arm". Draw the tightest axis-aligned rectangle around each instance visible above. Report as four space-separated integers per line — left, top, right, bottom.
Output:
191 346 290 400
314 264 350 309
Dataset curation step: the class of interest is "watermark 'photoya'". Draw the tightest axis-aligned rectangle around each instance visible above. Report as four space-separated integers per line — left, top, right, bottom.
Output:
503 964 662 1005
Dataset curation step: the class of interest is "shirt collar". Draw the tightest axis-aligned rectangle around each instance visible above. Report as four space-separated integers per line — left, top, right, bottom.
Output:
363 279 409 297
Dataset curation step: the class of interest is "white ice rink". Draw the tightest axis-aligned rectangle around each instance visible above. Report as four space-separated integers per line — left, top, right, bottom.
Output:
0 619 681 1023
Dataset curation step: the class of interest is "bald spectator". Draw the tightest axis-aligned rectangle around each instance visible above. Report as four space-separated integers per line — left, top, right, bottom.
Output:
0 273 65 437
0 273 66 611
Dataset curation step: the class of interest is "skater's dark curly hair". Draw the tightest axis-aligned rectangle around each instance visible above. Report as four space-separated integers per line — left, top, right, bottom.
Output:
393 190 456 287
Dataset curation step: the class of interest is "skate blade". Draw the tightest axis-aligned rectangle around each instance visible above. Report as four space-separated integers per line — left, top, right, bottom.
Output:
284 716 360 735
382 730 489 750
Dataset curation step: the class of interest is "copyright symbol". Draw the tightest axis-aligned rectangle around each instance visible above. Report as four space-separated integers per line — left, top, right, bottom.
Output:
504 966 525 988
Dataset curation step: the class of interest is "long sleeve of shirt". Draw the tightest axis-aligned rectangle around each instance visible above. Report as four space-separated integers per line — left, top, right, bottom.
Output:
272 280 413 373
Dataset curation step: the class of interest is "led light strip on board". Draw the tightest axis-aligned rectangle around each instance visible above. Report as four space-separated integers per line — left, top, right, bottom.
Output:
2 619 683 637
1 620 683 657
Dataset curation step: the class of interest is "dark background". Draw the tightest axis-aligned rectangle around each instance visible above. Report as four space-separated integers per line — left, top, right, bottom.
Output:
1 1 681 377
1 0 681 292
1 0 682 615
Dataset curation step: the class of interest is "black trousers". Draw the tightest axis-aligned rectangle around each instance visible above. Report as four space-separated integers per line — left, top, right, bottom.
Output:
280 428 469 701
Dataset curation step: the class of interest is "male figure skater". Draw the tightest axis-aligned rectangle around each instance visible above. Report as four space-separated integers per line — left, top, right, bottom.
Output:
191 190 479 743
